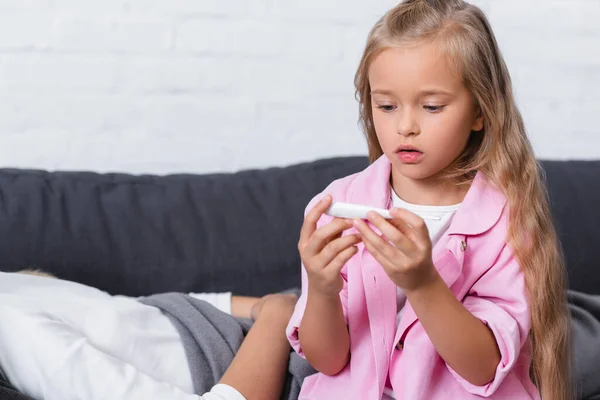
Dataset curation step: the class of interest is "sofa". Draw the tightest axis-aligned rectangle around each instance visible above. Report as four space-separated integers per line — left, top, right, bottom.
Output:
0 156 598 399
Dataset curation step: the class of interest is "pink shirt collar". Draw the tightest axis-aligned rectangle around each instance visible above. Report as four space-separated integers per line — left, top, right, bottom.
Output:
347 155 507 236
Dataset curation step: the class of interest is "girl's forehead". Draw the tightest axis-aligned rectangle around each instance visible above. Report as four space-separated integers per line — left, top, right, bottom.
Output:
368 44 464 93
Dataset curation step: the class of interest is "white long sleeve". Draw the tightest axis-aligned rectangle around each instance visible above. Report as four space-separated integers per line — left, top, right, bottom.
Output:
189 292 233 315
201 384 246 400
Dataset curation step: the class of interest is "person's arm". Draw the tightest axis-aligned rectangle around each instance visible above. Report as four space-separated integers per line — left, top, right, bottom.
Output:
297 290 350 376
405 274 500 386
188 295 261 320
230 296 260 319
217 295 296 400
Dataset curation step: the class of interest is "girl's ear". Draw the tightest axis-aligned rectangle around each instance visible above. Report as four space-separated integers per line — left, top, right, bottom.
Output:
472 106 484 132
472 115 484 132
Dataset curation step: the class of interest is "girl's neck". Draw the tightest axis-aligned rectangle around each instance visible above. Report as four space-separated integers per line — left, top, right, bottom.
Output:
390 170 469 206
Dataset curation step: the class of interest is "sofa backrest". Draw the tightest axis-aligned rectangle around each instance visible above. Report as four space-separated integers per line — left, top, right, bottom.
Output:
0 157 367 296
542 160 600 294
0 157 598 296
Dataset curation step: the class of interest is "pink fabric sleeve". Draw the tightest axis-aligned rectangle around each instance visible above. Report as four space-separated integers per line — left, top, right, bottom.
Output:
447 244 531 397
286 262 349 358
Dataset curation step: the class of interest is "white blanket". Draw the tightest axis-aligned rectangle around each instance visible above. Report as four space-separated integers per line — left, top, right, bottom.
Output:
0 272 243 400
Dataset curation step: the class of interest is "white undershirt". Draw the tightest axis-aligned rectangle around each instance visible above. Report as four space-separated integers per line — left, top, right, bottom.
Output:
383 189 461 400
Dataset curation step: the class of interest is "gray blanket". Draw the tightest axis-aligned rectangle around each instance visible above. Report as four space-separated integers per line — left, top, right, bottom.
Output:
569 291 600 399
140 293 316 400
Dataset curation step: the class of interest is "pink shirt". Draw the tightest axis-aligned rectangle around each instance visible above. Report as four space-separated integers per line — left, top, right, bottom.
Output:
287 156 540 399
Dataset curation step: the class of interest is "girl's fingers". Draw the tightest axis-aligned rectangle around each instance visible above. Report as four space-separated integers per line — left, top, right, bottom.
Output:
360 233 401 274
355 218 405 265
390 208 430 245
299 195 332 245
365 211 416 255
353 218 387 248
325 245 359 276
305 218 353 255
315 234 362 267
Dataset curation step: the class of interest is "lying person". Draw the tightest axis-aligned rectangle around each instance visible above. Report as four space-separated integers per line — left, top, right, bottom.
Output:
0 270 314 400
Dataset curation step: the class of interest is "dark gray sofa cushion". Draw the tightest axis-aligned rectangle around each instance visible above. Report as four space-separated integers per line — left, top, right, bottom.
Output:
1 158 598 296
0 158 599 296
0 157 368 297
543 161 600 294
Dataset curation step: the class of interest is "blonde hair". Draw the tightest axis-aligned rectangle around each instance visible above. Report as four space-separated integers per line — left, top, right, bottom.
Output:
354 1 571 398
16 269 56 279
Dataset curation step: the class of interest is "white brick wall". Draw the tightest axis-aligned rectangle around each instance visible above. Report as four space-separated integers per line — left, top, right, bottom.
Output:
0 0 598 174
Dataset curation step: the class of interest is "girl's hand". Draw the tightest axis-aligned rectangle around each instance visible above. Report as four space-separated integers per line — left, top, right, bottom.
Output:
353 207 437 292
298 195 361 297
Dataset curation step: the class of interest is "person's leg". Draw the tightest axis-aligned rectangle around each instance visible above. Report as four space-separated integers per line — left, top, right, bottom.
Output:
217 294 297 400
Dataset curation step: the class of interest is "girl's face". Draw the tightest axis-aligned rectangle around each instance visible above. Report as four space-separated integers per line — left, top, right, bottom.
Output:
368 43 483 183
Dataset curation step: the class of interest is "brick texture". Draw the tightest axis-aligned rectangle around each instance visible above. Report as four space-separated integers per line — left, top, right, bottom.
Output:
0 0 597 173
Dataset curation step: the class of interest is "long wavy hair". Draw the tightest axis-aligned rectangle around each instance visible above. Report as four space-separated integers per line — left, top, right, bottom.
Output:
354 1 571 398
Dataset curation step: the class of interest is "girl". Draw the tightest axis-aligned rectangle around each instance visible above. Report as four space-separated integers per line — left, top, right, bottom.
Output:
287 1 571 399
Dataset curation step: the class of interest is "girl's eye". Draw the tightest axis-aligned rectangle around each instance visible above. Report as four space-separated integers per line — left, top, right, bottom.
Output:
377 105 396 112
424 105 445 113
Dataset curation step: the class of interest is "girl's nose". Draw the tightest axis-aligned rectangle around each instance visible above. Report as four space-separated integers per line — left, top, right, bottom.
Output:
397 109 420 137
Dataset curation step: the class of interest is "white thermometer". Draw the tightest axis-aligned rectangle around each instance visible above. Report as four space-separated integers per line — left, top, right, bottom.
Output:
325 202 440 221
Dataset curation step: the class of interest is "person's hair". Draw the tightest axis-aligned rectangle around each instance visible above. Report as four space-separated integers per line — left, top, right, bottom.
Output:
354 1 571 398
